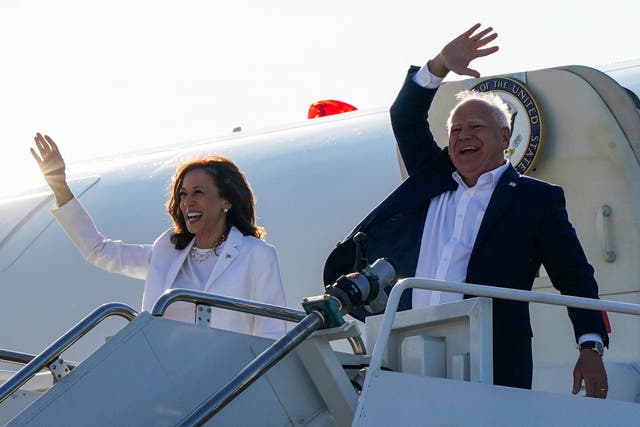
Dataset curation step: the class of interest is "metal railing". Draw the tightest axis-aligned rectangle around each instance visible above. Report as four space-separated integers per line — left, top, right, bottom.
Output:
0 350 37 366
152 288 307 322
153 288 370 426
366 277 640 376
0 350 78 369
0 302 138 404
179 276 638 427
151 288 366 355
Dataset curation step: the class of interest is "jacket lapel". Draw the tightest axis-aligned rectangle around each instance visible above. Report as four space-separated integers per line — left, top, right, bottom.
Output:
164 240 193 290
204 226 242 290
473 166 519 249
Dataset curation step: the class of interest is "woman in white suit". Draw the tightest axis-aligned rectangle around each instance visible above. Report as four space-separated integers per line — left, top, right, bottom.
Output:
31 133 286 339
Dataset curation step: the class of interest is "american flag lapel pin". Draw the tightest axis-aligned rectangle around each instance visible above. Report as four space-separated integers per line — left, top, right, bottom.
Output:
508 181 517 188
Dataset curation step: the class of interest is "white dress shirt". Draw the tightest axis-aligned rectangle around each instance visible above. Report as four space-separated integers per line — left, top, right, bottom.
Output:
412 162 509 308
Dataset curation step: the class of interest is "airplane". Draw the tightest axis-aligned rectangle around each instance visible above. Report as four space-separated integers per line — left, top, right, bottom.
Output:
0 58 639 425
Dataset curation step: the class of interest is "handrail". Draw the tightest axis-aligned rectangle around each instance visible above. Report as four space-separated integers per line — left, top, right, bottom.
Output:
0 350 78 369
0 349 36 366
151 288 367 355
0 302 138 404
177 311 326 427
152 288 307 322
367 277 640 376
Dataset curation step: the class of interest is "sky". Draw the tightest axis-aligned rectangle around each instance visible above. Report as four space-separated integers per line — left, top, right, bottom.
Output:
0 0 637 196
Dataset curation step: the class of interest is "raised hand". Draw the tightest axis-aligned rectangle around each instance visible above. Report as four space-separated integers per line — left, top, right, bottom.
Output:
429 23 499 78
31 133 66 177
30 133 74 206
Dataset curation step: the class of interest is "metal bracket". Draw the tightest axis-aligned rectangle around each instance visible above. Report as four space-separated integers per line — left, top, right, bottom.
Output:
195 304 213 327
596 205 616 263
48 358 70 383
301 294 345 329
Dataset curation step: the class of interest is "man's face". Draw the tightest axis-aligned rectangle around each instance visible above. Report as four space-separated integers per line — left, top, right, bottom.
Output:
448 99 511 186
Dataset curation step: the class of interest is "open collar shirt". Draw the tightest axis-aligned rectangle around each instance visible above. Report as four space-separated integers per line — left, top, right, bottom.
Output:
412 162 509 309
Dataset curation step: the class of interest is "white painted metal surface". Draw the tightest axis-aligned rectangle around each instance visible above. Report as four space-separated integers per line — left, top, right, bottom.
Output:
0 389 41 426
351 280 640 426
365 297 493 383
353 371 640 427
296 323 365 427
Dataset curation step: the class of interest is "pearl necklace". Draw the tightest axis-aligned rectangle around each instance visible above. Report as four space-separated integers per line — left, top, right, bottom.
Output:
190 230 228 263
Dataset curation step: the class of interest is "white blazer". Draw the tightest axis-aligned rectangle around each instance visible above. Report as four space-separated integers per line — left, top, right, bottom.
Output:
52 197 287 339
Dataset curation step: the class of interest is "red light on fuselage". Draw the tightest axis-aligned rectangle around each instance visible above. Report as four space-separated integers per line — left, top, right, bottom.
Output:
308 100 357 119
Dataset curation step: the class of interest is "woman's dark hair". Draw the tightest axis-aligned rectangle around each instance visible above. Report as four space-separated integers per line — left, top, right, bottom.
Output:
167 155 265 249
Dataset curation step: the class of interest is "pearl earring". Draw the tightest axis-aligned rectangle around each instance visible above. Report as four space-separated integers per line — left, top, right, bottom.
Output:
224 207 229 214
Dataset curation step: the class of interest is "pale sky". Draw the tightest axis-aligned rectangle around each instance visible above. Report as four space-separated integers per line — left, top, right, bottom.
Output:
1 0 637 195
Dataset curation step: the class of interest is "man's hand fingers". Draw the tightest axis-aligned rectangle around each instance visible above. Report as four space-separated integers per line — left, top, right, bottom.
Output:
459 67 480 78
585 378 608 399
476 46 500 58
476 32 498 47
597 385 609 399
461 23 482 38
438 24 498 78
572 367 582 395
585 382 607 399
573 350 608 398
471 26 494 41
585 379 596 397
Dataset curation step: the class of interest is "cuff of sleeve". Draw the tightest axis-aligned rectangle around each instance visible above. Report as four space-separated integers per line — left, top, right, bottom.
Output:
578 333 603 345
50 195 79 214
412 64 444 89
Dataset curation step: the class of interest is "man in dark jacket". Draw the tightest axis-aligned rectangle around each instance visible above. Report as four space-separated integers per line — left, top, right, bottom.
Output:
324 24 608 397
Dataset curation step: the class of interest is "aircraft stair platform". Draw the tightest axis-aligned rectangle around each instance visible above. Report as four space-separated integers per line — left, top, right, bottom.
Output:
0 290 366 426
4 312 347 426
3 280 640 426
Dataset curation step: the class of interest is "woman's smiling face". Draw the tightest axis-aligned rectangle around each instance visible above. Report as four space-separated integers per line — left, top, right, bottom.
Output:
179 168 230 247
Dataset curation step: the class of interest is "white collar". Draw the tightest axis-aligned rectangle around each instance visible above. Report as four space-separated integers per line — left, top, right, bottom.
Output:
452 161 510 190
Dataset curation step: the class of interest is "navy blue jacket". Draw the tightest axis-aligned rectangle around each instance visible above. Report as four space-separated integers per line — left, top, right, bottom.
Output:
324 67 608 388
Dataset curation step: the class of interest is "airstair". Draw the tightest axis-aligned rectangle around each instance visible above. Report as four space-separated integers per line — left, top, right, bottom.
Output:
2 281 640 426
0 290 366 426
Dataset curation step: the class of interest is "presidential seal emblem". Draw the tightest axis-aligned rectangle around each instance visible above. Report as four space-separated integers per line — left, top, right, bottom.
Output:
471 77 544 175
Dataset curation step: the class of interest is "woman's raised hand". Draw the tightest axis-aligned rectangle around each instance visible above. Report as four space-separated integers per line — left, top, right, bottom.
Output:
31 133 66 177
30 133 74 207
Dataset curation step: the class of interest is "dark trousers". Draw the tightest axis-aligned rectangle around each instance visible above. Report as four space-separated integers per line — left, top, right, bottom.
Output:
492 329 533 389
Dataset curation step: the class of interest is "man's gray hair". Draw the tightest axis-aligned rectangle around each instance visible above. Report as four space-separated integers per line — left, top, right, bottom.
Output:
446 90 512 132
